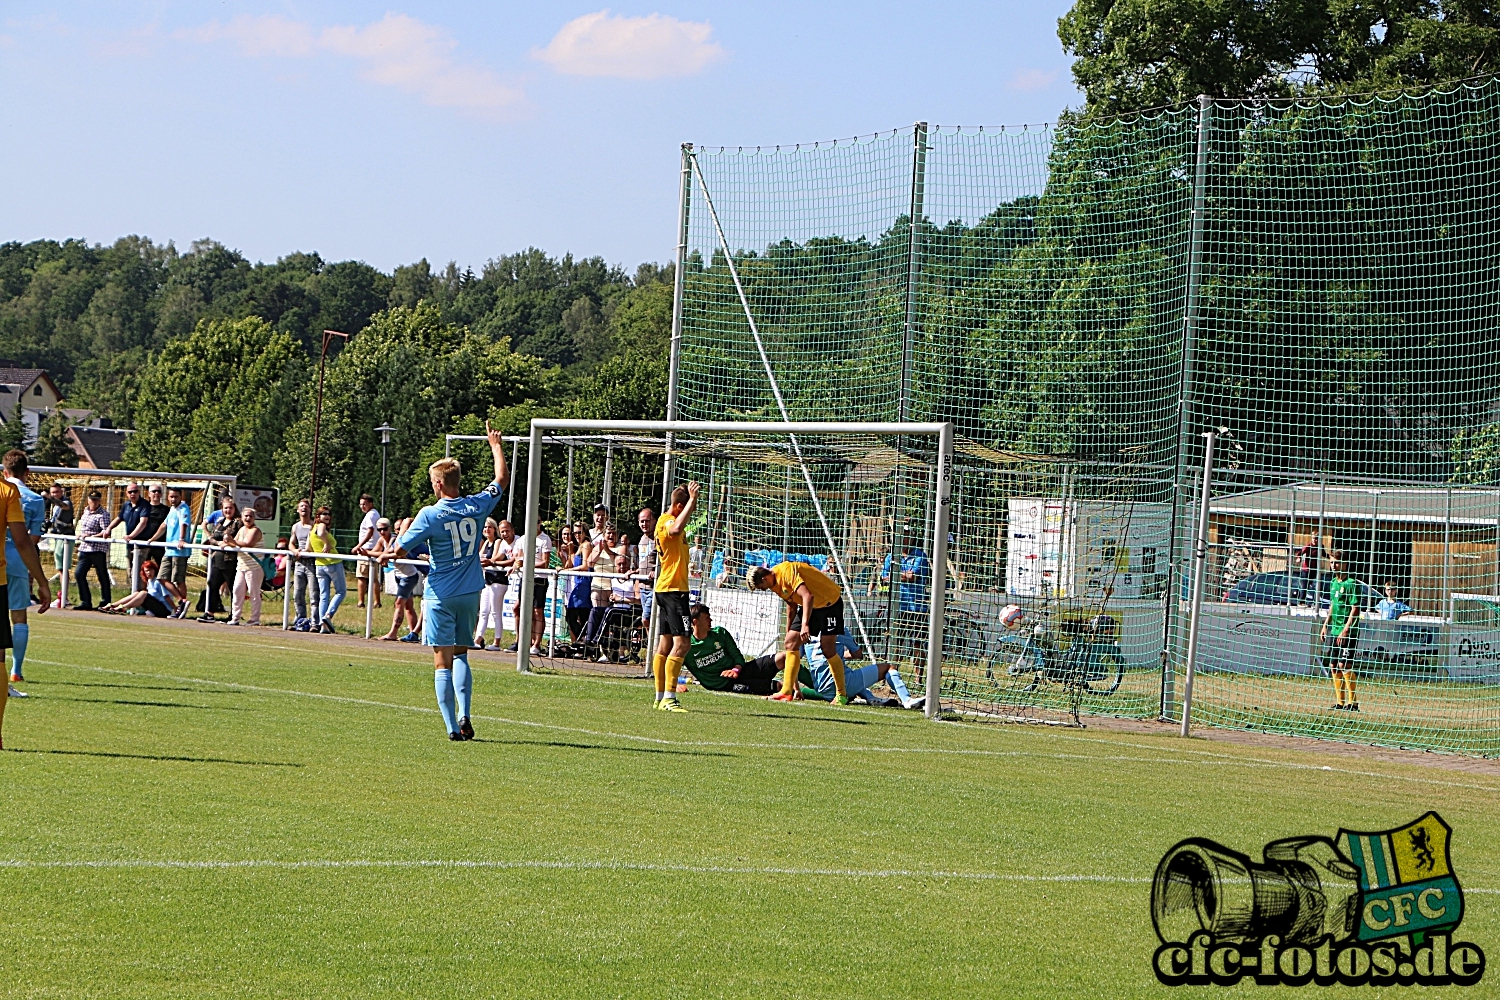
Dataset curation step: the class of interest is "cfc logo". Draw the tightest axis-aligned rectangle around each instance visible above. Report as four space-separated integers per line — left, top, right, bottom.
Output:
1151 812 1485 987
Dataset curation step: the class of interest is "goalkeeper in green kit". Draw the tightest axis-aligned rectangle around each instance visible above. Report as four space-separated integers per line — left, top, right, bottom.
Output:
683 603 793 695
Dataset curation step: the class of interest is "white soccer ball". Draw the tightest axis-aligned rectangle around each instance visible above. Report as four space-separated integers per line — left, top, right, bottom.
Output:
999 604 1026 630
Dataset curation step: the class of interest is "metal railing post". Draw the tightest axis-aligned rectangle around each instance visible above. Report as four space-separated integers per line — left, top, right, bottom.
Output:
1179 430 1217 737
923 422 954 719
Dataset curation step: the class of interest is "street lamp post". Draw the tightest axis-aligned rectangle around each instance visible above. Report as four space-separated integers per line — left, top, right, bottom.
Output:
375 424 395 514
309 329 350 503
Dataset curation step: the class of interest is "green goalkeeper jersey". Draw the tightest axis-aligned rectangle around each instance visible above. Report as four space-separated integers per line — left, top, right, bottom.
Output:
685 626 747 691
1329 576 1361 633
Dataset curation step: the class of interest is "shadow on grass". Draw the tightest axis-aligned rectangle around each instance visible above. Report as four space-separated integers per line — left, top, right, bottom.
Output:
32 680 230 695
44 696 248 711
472 738 735 758
743 712 870 726
6 747 301 767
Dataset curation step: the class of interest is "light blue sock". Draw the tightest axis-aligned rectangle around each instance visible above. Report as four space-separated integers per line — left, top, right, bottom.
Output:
11 623 27 680
886 666 911 702
452 654 473 720
434 669 458 734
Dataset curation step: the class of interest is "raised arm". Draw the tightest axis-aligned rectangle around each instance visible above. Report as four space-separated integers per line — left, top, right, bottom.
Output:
487 421 510 492
667 482 700 536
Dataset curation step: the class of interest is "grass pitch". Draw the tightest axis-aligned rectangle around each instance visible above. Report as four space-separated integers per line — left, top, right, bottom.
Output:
2 614 1499 998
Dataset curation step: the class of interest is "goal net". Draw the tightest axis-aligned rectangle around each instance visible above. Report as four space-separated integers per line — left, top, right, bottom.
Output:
669 79 1500 754
512 419 953 713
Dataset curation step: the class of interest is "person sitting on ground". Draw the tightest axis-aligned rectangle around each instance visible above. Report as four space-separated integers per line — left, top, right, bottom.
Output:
99 559 182 618
1376 581 1412 620
682 603 787 695
795 628 922 709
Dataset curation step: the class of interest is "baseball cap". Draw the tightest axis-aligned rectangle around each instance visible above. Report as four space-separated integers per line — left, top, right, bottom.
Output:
593 503 610 513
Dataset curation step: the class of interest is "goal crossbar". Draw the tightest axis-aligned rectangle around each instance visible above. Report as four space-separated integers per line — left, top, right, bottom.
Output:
515 418 955 720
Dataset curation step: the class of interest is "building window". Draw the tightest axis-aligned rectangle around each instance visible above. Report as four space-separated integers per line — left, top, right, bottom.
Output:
32 385 41 396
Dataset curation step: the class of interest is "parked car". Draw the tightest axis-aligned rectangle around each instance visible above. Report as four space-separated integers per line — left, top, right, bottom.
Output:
1223 571 1383 610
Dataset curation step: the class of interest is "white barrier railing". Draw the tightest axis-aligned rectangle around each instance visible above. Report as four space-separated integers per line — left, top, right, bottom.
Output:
39 532 656 652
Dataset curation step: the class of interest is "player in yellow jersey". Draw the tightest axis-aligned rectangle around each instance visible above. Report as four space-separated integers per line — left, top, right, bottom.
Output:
651 481 699 712
747 559 851 704
0 476 50 749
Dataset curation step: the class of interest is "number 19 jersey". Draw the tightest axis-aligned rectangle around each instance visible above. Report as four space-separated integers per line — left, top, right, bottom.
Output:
397 482 503 601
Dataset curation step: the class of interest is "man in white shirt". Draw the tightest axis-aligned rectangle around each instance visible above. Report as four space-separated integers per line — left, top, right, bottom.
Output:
636 506 658 625
354 494 382 610
504 522 552 657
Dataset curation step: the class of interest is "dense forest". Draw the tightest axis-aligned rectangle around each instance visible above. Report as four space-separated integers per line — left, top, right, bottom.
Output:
0 238 671 523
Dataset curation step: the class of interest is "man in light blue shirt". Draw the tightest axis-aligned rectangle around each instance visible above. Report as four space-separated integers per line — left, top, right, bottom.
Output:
3 450 45 690
156 487 193 617
384 423 508 741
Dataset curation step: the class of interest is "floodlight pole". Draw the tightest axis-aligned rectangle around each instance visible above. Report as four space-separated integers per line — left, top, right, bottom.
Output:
923 422 954 719
1179 430 1216 737
309 329 350 502
375 424 395 514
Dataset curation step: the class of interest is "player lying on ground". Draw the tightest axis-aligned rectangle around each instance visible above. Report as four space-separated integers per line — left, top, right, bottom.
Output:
381 423 508 741
795 628 922 710
650 481 698 713
682 603 787 695
746 560 851 704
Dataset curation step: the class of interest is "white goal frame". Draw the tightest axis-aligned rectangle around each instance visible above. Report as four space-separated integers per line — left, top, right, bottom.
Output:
515 418 954 719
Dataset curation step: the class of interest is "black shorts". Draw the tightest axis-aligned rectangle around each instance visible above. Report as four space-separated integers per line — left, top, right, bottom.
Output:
1329 631 1359 666
656 591 691 636
789 598 844 637
142 595 172 618
736 654 780 696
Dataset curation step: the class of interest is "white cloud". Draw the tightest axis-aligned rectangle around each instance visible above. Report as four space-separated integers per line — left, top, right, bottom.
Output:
1008 68 1060 92
178 13 523 117
534 10 723 79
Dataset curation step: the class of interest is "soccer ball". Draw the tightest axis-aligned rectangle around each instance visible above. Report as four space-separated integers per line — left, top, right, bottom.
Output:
999 604 1026 630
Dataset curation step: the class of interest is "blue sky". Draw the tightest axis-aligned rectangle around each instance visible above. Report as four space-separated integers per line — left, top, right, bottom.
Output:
1 2 1080 273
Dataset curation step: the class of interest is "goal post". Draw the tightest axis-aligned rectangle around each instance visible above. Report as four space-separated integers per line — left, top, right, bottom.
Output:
515 418 954 719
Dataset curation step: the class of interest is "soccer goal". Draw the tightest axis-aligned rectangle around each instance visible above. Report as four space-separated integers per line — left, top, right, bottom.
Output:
513 418 954 717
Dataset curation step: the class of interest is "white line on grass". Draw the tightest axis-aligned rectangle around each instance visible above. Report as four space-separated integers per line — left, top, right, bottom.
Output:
0 857 1150 882
30 660 1500 795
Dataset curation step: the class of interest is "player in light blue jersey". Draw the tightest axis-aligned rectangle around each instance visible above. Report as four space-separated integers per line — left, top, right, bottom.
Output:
3 450 45 693
383 423 508 740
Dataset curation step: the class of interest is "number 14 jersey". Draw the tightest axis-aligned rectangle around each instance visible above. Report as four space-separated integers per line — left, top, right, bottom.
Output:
397 482 504 601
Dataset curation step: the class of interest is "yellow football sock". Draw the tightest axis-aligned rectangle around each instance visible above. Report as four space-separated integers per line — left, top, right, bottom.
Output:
652 653 668 696
781 650 801 696
666 656 685 695
828 653 847 698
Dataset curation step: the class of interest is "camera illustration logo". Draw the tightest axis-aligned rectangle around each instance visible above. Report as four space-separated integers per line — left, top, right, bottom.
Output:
1152 812 1485 986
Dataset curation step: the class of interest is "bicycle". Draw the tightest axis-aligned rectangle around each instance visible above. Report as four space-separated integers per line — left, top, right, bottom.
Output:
987 615 1126 723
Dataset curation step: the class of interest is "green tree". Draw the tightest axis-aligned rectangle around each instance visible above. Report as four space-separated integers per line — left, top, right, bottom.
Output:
122 317 307 484
33 411 77 467
0 402 27 455
1058 0 1500 116
276 302 550 526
